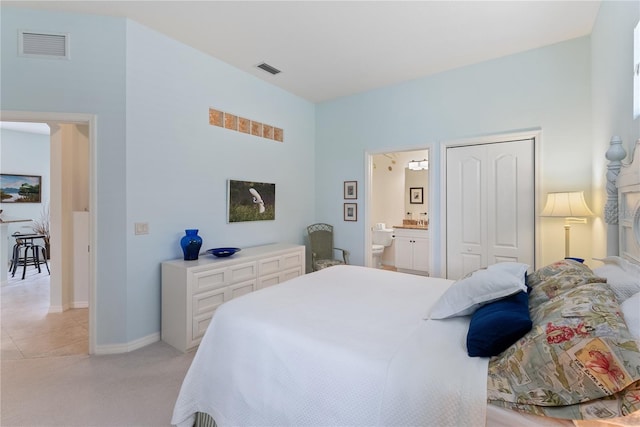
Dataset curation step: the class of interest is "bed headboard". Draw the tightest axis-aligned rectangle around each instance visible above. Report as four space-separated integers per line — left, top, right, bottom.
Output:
606 136 640 265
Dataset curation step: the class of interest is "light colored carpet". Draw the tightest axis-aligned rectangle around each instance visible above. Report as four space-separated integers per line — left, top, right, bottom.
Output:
1 341 196 426
1 267 196 426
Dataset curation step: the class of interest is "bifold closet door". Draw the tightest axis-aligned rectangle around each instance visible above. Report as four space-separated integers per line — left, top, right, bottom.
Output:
446 139 534 279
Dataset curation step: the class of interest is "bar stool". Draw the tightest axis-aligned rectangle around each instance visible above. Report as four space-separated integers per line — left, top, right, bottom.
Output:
10 233 50 280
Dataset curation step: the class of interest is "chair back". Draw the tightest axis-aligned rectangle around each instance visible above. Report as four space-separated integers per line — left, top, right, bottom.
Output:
307 223 335 261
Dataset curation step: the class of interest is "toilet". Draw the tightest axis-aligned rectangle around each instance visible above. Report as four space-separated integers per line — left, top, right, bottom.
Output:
372 224 394 269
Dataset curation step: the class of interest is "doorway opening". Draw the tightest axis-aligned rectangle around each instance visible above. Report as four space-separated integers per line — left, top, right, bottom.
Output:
1 110 97 354
364 147 432 273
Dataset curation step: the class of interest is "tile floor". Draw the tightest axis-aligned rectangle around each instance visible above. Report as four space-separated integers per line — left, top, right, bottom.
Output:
1 267 88 360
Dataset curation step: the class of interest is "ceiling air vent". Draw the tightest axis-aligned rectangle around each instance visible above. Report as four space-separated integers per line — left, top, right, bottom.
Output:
257 62 281 75
19 30 69 59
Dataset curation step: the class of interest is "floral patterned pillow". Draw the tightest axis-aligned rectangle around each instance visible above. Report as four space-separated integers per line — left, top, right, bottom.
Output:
527 259 606 310
487 272 640 420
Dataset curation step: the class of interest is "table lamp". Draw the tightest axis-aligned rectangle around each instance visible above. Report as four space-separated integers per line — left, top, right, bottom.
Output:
541 191 594 258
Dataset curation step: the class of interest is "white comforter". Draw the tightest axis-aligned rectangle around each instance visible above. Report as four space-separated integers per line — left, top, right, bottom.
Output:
172 265 489 427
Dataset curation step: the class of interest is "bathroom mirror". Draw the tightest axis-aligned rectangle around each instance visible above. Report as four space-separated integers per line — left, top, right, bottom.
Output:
404 167 428 223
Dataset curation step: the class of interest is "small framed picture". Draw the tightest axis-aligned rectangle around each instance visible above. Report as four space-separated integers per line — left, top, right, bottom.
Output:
344 181 357 199
410 187 423 204
344 203 357 221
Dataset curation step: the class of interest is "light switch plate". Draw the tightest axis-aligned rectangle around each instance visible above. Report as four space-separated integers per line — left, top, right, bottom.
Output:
134 222 149 235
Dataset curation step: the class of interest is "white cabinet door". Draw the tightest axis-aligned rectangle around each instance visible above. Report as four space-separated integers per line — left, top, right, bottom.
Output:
394 231 429 274
412 237 430 272
394 236 414 270
446 139 534 279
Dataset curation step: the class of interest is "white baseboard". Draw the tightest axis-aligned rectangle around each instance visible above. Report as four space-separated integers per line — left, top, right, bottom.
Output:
94 332 160 355
48 304 69 313
71 301 88 308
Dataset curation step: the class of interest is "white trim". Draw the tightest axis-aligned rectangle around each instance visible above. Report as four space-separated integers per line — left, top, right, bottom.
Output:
48 305 66 313
71 301 89 309
439 128 543 277
1 110 97 355
94 332 160 356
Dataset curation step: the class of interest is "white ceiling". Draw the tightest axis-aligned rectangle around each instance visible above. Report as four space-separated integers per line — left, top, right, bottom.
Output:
4 1 601 103
0 121 50 134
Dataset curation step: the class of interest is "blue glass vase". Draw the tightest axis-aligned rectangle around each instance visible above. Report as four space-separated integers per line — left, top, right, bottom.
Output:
180 229 202 261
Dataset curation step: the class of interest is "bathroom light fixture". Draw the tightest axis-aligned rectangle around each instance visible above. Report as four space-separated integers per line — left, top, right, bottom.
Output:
408 159 428 170
540 191 594 258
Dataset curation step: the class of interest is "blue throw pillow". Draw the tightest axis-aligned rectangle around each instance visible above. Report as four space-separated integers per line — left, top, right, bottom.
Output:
466 290 532 357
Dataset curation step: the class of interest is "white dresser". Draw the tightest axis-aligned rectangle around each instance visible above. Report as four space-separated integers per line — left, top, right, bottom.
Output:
161 242 305 352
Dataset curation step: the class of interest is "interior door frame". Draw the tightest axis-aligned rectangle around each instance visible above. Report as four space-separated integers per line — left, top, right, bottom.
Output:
364 144 435 271
439 129 543 278
1 110 97 354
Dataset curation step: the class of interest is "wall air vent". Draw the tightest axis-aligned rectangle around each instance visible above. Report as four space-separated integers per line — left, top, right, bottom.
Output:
19 30 69 59
257 62 281 75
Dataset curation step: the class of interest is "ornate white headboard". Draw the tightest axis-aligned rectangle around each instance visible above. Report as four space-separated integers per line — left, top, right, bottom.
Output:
606 136 640 265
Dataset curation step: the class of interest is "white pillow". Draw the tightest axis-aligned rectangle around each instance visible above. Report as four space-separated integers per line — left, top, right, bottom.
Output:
430 262 529 319
621 292 640 339
593 257 640 303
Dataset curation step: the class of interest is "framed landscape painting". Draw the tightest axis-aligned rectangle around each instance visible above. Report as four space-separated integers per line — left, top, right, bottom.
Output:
0 174 42 203
227 179 276 223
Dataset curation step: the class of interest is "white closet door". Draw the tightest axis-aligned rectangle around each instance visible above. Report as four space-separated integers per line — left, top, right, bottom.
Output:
446 144 486 278
446 139 534 279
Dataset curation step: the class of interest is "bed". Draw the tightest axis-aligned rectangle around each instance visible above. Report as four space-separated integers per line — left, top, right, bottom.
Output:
172 137 640 427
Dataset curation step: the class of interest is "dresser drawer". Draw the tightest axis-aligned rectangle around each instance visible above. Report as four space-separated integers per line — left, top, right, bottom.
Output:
193 287 226 316
258 250 304 276
228 261 257 284
259 256 283 276
191 268 227 293
282 251 304 270
192 312 214 341
227 279 256 300
281 265 303 282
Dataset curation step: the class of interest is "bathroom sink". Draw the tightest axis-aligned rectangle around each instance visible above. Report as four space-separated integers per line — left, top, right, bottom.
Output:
395 225 428 230
395 219 428 229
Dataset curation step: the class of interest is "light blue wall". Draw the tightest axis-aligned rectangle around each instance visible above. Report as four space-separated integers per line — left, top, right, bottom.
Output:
316 37 593 270
0 128 51 236
1 7 315 348
1 7 129 345
124 21 315 341
592 0 639 157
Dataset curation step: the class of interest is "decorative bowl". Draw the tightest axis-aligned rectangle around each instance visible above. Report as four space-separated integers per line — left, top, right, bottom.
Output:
207 247 241 258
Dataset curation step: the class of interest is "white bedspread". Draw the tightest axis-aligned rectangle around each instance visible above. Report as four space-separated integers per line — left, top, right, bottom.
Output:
172 265 489 427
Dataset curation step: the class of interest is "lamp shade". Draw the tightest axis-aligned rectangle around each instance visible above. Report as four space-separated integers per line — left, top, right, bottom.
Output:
541 191 594 217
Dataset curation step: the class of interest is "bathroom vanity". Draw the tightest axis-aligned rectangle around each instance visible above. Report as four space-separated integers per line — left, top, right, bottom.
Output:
393 226 429 276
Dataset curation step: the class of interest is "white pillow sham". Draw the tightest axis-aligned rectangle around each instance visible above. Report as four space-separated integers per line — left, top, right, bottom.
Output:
430 262 529 319
593 256 640 303
621 292 640 339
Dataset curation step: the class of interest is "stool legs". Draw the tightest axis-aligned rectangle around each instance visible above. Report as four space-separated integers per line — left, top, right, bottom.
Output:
21 245 37 280
38 245 50 274
10 243 50 280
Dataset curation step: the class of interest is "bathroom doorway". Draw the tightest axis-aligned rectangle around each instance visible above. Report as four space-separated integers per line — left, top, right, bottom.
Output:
365 147 431 271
